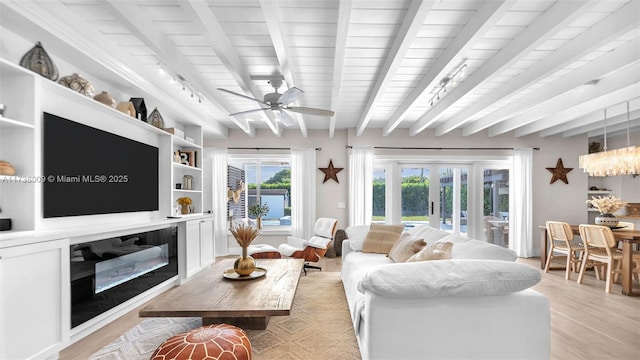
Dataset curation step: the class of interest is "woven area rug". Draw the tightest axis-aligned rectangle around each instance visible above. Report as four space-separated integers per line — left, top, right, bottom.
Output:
90 271 361 360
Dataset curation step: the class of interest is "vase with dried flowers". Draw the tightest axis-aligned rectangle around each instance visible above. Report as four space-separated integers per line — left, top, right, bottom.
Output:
248 203 269 229
230 223 260 276
177 196 192 214
586 195 628 227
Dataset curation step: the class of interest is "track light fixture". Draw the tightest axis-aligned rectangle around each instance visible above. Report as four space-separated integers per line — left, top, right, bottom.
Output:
428 62 467 107
157 63 206 106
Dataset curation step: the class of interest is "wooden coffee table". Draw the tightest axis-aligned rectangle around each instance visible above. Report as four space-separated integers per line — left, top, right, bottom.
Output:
139 258 304 329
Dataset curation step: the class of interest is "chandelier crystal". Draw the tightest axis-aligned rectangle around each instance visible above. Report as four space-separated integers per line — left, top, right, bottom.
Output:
579 146 640 176
579 103 640 177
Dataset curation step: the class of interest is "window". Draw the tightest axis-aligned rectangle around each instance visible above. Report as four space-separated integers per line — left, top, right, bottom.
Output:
228 157 291 229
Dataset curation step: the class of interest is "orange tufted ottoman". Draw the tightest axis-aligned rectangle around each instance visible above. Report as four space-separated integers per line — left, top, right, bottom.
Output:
151 323 252 360
247 244 281 259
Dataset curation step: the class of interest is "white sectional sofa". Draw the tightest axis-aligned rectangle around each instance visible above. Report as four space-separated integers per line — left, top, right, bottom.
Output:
341 224 550 360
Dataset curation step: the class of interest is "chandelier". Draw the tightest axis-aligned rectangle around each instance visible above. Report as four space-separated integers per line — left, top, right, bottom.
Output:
579 103 640 176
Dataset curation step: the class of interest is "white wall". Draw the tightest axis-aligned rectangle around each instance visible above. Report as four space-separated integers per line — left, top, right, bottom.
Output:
205 127 599 256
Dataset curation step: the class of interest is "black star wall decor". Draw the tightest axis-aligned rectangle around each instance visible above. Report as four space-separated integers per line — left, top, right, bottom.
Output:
546 158 573 184
319 159 343 184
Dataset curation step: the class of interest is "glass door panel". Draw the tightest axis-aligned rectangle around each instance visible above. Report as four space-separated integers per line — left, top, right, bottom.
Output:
372 167 386 224
482 168 510 247
438 167 468 235
400 167 430 229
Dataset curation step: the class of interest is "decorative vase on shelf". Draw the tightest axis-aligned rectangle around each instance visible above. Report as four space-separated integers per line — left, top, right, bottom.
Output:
58 73 95 97
181 204 189 214
595 213 619 227
234 246 256 277
94 91 117 108
19 41 59 81
116 101 136 117
256 217 262 229
147 107 165 129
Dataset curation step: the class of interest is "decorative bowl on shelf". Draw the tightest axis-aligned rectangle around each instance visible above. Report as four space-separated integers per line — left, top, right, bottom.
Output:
58 73 95 97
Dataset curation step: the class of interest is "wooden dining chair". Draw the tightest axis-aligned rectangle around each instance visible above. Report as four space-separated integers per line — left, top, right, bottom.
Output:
545 221 584 280
577 224 640 293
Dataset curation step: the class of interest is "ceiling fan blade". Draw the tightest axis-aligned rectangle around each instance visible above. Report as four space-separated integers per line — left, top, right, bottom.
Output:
287 106 335 117
218 88 267 105
229 108 268 117
278 87 304 105
279 110 297 127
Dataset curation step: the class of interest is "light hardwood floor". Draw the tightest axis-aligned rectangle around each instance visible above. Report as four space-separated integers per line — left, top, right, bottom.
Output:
61 256 640 360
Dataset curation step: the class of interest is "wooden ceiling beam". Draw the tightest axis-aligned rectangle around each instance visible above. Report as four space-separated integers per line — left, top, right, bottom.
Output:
103 0 256 136
462 1 640 137
354 0 433 136
380 0 512 136
329 0 351 138
512 65 640 137
260 0 306 138
410 0 596 136
182 0 285 137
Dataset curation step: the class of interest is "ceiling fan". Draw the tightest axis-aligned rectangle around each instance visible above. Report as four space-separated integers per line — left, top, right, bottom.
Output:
218 79 335 127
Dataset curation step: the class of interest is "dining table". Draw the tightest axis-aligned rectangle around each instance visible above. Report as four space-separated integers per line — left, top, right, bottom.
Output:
539 224 640 296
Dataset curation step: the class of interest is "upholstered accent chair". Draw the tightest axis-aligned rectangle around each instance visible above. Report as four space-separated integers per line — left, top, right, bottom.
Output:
544 221 584 280
278 218 338 274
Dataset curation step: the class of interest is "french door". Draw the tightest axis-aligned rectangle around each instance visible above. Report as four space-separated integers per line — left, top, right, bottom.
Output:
399 164 469 236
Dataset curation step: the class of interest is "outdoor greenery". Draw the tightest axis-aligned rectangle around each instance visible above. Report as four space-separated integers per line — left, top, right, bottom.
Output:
247 168 291 194
374 174 509 219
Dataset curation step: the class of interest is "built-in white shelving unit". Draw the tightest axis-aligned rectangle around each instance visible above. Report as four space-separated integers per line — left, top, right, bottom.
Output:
171 126 204 217
0 57 213 360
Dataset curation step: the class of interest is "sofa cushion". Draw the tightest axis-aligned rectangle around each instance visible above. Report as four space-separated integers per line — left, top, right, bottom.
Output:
440 236 517 261
406 225 451 243
346 225 371 251
362 224 405 254
406 241 453 262
388 235 426 263
357 259 541 298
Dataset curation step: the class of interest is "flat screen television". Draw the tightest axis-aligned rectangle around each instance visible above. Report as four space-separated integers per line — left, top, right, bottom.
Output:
43 112 159 218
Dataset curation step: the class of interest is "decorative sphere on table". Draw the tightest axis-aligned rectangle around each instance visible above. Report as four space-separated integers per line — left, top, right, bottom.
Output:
234 254 256 276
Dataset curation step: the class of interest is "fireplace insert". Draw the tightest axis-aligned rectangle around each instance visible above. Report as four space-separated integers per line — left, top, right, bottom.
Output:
70 225 178 328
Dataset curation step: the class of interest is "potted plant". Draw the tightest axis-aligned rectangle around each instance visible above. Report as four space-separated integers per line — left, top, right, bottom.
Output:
248 203 269 229
177 196 192 214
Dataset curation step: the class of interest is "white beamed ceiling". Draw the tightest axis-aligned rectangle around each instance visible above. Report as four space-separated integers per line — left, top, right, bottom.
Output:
2 0 639 139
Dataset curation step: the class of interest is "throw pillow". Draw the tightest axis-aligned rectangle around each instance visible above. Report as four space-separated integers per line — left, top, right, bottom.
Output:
406 241 453 262
361 224 405 254
388 236 427 262
345 225 371 251
357 259 542 298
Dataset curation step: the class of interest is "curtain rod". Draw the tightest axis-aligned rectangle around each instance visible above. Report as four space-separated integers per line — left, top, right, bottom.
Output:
345 145 540 151
228 147 321 151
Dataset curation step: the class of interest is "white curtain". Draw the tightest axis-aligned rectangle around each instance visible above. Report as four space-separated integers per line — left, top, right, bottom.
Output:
209 148 229 257
511 148 533 257
348 147 374 227
291 148 316 239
